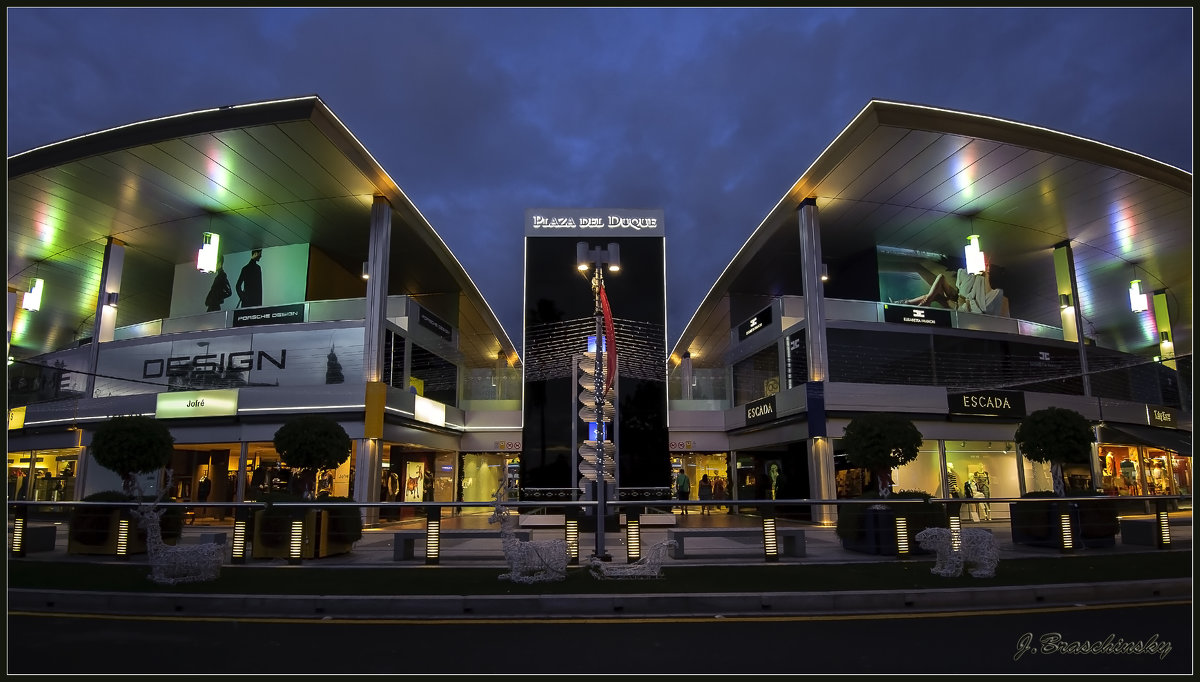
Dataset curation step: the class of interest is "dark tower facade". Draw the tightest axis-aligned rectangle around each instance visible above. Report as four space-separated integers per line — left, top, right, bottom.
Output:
521 209 670 500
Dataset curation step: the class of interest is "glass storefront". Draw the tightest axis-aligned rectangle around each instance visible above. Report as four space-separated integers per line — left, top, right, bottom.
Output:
460 452 506 510
671 452 730 510
943 441 1020 521
1096 441 1190 504
7 448 80 502
836 439 1021 521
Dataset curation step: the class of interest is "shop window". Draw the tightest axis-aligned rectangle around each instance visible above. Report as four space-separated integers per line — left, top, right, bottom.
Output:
461 452 506 507
944 441 1020 521
732 345 778 406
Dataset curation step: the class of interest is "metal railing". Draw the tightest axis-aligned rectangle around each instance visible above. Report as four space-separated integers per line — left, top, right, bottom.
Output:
8 494 1189 563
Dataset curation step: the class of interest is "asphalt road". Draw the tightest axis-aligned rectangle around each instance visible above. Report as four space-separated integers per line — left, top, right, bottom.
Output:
8 602 1191 675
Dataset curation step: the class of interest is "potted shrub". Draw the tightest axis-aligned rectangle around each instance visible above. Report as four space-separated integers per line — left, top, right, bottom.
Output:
836 489 942 555
841 412 924 499
69 416 181 555
1011 407 1115 548
251 415 359 559
838 414 929 555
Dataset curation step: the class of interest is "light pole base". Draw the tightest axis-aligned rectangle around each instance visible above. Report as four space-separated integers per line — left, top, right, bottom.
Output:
590 552 612 562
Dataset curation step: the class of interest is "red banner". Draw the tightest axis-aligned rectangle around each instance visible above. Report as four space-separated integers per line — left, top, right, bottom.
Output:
599 284 617 394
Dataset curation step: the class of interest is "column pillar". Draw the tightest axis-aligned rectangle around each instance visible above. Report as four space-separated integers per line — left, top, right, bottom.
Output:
356 438 382 526
1053 241 1090 396
84 237 125 398
359 196 391 519
798 198 836 524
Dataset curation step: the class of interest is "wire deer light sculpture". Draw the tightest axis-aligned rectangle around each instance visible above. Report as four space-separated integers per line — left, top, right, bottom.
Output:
488 483 568 584
129 471 224 585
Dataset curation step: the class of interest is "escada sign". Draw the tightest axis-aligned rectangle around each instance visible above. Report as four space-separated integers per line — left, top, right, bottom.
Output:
947 390 1026 418
745 395 777 426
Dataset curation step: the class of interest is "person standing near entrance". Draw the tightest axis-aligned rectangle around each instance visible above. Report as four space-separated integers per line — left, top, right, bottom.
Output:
675 469 691 515
236 249 263 308
698 474 713 514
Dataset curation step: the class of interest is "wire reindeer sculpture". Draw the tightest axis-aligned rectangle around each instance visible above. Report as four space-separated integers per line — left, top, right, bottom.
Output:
128 470 224 585
487 483 568 584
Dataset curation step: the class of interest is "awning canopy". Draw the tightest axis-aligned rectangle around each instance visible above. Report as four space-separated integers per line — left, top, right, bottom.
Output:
1099 424 1192 457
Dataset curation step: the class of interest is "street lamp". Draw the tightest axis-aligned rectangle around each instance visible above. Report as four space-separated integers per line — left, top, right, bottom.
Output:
577 241 619 561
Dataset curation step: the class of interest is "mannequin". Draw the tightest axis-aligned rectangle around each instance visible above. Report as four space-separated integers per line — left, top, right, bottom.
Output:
1103 451 1115 476
973 470 991 521
196 473 212 503
945 462 960 497
1150 460 1165 493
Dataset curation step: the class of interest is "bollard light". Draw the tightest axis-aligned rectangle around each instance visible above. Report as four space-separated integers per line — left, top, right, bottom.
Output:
11 513 27 557
762 515 779 562
116 517 131 559
948 514 962 552
1156 506 1172 548
1059 512 1075 552
625 507 642 562
288 518 305 564
565 509 580 565
231 508 248 564
895 516 910 555
425 507 441 565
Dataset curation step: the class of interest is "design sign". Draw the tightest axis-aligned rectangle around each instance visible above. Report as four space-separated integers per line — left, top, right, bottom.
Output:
947 389 1026 418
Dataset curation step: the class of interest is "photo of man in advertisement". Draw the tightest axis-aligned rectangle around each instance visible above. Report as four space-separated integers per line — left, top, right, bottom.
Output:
204 255 232 311
235 248 263 308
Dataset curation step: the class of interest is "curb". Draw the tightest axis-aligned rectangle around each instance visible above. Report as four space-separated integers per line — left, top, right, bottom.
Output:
9 578 1190 619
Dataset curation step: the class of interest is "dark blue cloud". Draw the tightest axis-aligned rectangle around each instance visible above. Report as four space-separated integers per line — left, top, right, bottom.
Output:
7 7 1191 350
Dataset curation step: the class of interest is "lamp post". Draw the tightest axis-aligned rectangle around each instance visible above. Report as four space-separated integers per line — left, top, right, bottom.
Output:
577 241 619 561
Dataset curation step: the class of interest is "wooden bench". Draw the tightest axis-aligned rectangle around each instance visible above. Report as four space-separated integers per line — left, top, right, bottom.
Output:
666 527 806 559
19 525 58 553
393 528 531 560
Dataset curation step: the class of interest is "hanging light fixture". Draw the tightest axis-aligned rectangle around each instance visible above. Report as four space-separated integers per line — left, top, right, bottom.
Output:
196 232 220 273
21 278 44 311
964 235 986 274
1129 279 1148 313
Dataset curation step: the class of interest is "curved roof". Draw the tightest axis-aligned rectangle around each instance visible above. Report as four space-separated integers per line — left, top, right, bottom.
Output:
674 99 1192 367
7 95 519 368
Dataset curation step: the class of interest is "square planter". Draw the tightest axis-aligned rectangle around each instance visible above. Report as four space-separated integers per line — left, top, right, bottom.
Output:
1009 498 1118 549
67 506 180 556
251 509 355 560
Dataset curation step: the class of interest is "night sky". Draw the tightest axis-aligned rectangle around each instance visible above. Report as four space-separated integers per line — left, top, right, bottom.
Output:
7 7 1192 353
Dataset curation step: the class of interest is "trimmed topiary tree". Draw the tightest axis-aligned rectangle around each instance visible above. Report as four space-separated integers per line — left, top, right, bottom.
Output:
1013 406 1095 496
273 414 352 499
841 412 924 498
89 415 176 496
